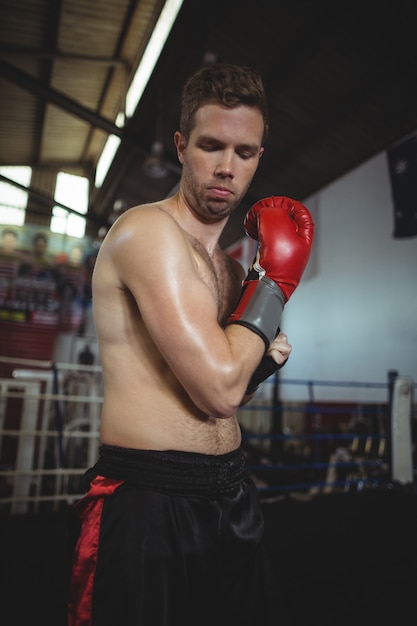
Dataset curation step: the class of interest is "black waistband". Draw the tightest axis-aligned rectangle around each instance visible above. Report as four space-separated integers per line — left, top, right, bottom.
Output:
84 445 248 495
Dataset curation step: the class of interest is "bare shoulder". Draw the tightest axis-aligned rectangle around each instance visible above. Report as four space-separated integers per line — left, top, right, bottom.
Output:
94 200 197 292
105 201 181 244
98 201 187 265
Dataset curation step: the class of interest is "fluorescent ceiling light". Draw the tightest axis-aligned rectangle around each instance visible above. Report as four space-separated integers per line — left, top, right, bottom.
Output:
95 134 121 188
94 112 125 188
125 0 184 118
94 0 184 188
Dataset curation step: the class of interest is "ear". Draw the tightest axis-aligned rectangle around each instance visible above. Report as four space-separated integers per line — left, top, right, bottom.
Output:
174 131 186 164
259 146 264 159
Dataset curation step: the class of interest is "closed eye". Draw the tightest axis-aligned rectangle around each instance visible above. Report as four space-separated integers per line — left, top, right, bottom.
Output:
196 137 259 159
237 148 257 160
198 141 222 152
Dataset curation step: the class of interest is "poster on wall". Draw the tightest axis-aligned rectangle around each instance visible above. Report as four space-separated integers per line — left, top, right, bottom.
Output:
0 224 97 359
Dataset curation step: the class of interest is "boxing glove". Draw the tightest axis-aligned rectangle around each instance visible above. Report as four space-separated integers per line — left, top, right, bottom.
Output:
227 196 314 350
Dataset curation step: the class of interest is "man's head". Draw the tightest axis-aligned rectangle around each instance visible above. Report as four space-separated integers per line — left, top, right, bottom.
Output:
1 228 18 253
175 63 268 224
180 64 269 144
32 232 48 258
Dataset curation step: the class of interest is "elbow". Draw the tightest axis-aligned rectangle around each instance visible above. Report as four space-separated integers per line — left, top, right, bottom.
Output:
205 397 242 419
192 373 247 419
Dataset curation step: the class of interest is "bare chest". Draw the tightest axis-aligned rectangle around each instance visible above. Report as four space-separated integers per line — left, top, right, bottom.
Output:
187 237 242 325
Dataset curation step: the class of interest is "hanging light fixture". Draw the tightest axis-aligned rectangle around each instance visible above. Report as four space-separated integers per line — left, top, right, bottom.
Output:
143 102 171 179
143 139 170 179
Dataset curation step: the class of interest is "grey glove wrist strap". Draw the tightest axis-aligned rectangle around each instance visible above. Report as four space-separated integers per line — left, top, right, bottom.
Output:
227 277 285 350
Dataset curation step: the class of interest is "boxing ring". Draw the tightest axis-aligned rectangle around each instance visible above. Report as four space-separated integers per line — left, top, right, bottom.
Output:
0 356 415 514
241 372 415 498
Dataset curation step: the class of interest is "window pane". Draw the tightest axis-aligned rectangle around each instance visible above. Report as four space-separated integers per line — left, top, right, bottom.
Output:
52 172 89 238
55 172 89 214
66 212 86 238
0 165 31 226
50 207 68 234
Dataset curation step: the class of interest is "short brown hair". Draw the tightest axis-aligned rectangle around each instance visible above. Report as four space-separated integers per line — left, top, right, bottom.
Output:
180 63 269 143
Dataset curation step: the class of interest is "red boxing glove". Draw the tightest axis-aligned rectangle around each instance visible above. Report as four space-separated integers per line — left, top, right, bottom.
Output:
244 196 314 301
227 196 314 350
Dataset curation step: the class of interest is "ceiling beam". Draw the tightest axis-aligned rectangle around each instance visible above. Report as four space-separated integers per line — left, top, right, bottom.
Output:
0 58 141 149
0 46 127 67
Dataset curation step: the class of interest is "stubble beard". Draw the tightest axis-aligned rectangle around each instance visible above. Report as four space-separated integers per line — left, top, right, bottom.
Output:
181 162 243 224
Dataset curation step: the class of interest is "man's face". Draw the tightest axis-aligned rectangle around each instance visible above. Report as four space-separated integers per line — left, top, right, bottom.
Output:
2 232 17 253
175 103 264 223
34 237 47 256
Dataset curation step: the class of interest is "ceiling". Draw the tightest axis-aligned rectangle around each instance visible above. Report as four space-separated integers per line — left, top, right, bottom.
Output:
1 0 417 249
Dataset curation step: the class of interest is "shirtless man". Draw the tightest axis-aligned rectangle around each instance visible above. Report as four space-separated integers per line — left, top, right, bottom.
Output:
68 63 313 626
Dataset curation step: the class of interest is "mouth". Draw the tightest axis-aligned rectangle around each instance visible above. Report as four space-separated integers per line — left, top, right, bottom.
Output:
208 186 233 200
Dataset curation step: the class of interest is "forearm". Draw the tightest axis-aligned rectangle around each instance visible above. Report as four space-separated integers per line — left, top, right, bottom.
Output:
159 321 266 419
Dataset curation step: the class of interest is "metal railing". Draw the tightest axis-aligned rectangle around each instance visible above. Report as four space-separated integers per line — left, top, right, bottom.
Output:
0 356 103 513
0 356 415 513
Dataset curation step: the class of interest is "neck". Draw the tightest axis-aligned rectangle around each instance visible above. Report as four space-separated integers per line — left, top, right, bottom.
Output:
168 190 228 254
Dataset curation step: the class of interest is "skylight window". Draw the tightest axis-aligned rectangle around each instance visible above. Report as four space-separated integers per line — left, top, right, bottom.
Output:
0 165 32 226
51 172 89 238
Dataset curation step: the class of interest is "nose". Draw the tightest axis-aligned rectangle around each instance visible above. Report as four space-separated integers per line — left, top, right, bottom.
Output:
214 150 234 177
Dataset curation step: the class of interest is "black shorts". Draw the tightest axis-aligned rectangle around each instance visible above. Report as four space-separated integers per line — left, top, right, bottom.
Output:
68 446 284 626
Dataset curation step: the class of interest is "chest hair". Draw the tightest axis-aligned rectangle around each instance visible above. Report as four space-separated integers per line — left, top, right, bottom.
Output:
185 234 242 325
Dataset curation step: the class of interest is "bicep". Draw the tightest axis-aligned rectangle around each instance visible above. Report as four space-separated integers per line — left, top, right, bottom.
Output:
116 215 263 415
127 224 223 372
